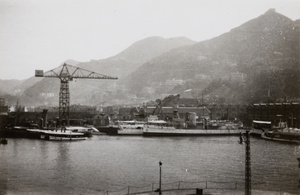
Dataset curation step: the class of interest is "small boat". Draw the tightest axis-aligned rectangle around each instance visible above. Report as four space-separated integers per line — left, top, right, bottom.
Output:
250 120 272 136
261 128 300 144
27 129 87 141
41 130 87 141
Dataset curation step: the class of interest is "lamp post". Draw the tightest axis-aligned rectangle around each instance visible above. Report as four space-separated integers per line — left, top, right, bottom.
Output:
297 158 300 187
240 131 251 195
245 131 251 195
159 161 162 195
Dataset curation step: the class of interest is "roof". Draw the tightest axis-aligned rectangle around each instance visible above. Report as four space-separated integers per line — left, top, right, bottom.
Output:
253 120 271 124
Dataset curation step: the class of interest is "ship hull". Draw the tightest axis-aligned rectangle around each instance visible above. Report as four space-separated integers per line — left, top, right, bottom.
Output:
143 128 245 136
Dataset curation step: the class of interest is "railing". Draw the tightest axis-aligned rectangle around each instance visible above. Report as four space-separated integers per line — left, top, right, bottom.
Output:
100 180 299 195
102 180 238 195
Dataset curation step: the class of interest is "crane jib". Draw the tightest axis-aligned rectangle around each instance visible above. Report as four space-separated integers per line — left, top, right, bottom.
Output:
34 63 118 126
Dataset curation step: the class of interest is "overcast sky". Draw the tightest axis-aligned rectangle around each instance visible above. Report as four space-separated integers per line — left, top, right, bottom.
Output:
1 0 300 80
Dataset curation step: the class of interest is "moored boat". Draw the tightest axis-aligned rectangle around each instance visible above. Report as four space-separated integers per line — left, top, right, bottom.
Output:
3 123 41 138
65 126 97 137
250 120 272 136
96 125 119 135
261 128 300 144
117 120 145 135
143 120 245 136
27 129 87 141
41 131 87 141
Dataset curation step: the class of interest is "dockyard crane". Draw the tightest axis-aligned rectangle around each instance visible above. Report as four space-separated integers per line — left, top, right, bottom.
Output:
35 63 117 126
152 94 180 116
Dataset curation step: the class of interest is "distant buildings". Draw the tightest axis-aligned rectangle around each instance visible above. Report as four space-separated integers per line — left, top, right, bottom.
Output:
39 93 55 98
0 98 8 115
1 96 299 128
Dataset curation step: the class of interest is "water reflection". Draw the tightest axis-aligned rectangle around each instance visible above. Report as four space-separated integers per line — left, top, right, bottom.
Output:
0 136 299 194
0 144 8 194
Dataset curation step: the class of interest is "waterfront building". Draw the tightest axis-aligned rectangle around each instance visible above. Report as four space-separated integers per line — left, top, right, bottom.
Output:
207 104 247 122
246 102 300 128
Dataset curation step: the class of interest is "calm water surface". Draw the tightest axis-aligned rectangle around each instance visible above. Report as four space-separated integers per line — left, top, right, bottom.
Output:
0 135 299 194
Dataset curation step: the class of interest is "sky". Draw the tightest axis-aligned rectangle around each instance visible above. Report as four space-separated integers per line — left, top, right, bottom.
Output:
0 0 300 80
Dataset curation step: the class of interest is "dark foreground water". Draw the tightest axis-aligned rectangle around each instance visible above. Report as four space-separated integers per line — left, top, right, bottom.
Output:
0 135 299 195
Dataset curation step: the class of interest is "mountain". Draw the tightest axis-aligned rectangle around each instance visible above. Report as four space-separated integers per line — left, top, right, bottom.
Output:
2 9 299 107
17 36 196 106
0 79 24 95
124 9 300 104
76 36 196 78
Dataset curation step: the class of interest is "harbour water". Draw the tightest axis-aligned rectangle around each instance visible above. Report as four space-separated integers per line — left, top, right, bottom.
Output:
0 135 299 194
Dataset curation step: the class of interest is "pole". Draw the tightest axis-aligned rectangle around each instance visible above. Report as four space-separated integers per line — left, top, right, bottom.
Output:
159 161 162 195
297 158 300 187
245 131 251 195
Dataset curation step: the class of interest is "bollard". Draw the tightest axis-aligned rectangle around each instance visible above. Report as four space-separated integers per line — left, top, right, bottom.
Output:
196 188 203 195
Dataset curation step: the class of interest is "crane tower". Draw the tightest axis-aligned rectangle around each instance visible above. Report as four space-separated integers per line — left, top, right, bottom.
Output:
35 63 118 126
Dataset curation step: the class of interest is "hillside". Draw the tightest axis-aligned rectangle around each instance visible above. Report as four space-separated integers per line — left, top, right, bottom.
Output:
124 9 300 104
17 36 196 106
76 36 196 78
0 79 24 95
2 9 299 107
